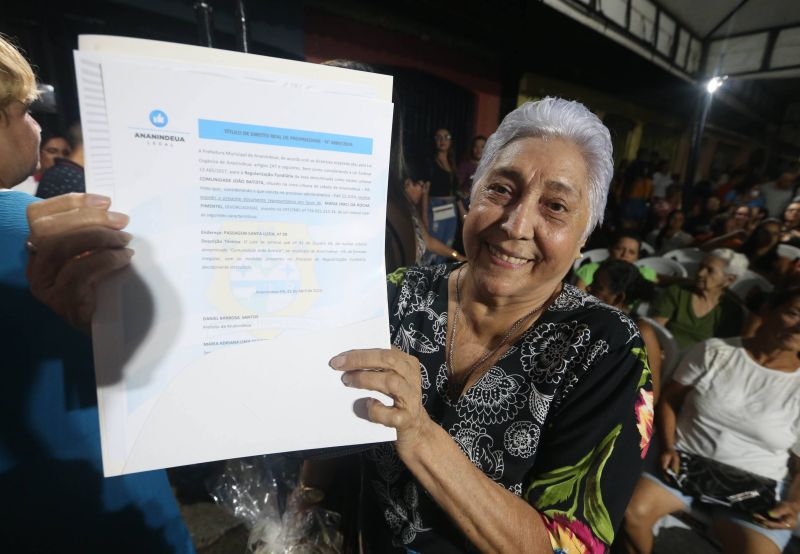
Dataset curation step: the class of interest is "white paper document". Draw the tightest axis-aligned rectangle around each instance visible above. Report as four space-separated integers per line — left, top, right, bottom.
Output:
74 36 396 476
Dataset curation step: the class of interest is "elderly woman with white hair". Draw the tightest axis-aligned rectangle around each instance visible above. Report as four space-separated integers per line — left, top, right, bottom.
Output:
27 98 652 552
650 249 748 352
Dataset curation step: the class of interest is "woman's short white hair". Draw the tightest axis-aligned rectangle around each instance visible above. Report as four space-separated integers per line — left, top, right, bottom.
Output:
472 97 613 240
707 248 749 280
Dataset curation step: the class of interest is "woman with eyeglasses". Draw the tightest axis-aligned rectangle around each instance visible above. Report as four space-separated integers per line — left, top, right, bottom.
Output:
423 128 461 264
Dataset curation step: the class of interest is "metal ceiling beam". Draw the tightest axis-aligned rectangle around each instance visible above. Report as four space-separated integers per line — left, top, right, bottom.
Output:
703 0 751 40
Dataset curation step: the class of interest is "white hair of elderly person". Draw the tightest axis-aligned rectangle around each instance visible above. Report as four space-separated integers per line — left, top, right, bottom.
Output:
28 97 653 553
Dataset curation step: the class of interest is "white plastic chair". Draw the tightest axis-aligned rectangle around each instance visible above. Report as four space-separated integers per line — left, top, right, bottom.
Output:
639 316 680 382
778 243 800 261
729 270 774 301
639 241 656 256
635 257 688 278
573 248 608 273
663 247 704 265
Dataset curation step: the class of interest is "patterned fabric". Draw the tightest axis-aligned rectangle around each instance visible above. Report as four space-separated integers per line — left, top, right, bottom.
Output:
360 264 652 553
35 158 85 199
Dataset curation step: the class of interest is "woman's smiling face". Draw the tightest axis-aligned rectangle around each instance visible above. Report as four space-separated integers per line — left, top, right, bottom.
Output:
463 136 590 302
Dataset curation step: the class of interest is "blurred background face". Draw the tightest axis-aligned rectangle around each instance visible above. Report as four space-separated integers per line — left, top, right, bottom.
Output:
471 137 486 161
705 196 720 212
784 203 800 226
403 178 425 205
609 237 640 262
733 206 751 228
39 136 70 171
434 128 452 153
668 211 685 231
762 295 800 351
695 255 731 292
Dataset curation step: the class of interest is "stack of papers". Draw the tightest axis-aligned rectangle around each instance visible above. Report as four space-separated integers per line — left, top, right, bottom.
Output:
75 36 396 476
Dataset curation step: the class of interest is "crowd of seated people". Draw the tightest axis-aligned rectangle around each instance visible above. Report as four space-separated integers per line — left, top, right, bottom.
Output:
565 155 800 553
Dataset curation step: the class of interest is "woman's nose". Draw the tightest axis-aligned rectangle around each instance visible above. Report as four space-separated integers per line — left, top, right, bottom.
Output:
500 200 536 240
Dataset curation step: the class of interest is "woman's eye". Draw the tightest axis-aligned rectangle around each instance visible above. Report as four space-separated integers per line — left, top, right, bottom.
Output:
487 183 512 195
547 202 567 213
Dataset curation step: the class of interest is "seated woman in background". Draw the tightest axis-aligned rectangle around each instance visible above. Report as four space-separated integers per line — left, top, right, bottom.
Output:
622 287 800 554
646 209 693 255
588 259 663 400
650 249 747 352
740 218 789 284
574 232 656 290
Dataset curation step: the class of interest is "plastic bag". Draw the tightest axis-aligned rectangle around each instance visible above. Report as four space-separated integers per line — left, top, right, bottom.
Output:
208 456 343 554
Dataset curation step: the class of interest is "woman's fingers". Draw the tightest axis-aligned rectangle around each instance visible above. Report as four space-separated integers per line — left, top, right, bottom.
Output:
365 397 401 428
342 369 407 400
27 226 133 287
330 348 419 385
29 207 129 240
31 247 134 331
26 192 111 221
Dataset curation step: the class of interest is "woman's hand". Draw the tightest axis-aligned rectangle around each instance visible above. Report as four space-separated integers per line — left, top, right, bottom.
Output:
660 447 680 475
330 348 434 460
753 501 800 530
26 193 133 333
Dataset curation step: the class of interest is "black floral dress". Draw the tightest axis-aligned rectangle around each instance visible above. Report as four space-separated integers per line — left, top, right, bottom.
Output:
360 264 653 553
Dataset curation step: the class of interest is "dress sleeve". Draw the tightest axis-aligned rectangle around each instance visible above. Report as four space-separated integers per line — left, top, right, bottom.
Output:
524 327 652 553
671 340 709 387
651 284 679 320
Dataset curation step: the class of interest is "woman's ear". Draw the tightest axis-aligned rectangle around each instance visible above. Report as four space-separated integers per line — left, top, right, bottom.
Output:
614 291 627 307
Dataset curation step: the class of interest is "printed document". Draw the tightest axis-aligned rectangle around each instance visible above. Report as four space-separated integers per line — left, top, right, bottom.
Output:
75 36 396 476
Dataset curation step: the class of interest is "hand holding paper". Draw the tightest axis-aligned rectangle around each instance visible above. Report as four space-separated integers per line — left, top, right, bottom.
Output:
27 193 133 333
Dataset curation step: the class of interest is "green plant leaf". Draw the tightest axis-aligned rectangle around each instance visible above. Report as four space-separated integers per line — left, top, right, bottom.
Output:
583 425 622 544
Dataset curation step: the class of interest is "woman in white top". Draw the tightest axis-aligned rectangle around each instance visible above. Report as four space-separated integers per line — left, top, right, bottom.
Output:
622 287 800 554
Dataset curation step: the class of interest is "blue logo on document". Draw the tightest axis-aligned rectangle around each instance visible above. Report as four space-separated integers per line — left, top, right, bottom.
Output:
149 109 168 128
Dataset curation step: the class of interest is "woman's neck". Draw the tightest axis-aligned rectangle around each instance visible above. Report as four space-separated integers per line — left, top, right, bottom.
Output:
697 286 724 303
436 151 451 169
457 267 559 324
744 335 799 372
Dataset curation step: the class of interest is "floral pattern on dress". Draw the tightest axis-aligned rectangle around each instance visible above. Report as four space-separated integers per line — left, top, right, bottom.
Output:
541 512 606 554
548 283 600 312
456 366 529 425
504 421 541 458
448 421 505 480
366 443 431 546
635 388 654 459
521 322 591 384
529 382 554 424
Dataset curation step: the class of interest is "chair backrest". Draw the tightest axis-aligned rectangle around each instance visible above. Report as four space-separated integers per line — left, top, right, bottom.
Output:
573 248 609 273
639 241 656 256
639 316 681 382
681 261 700 278
663 247 705 264
778 243 800 262
635 256 688 278
729 270 774 301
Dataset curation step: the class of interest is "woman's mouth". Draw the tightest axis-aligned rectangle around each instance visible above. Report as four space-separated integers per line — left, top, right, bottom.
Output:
487 244 533 268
